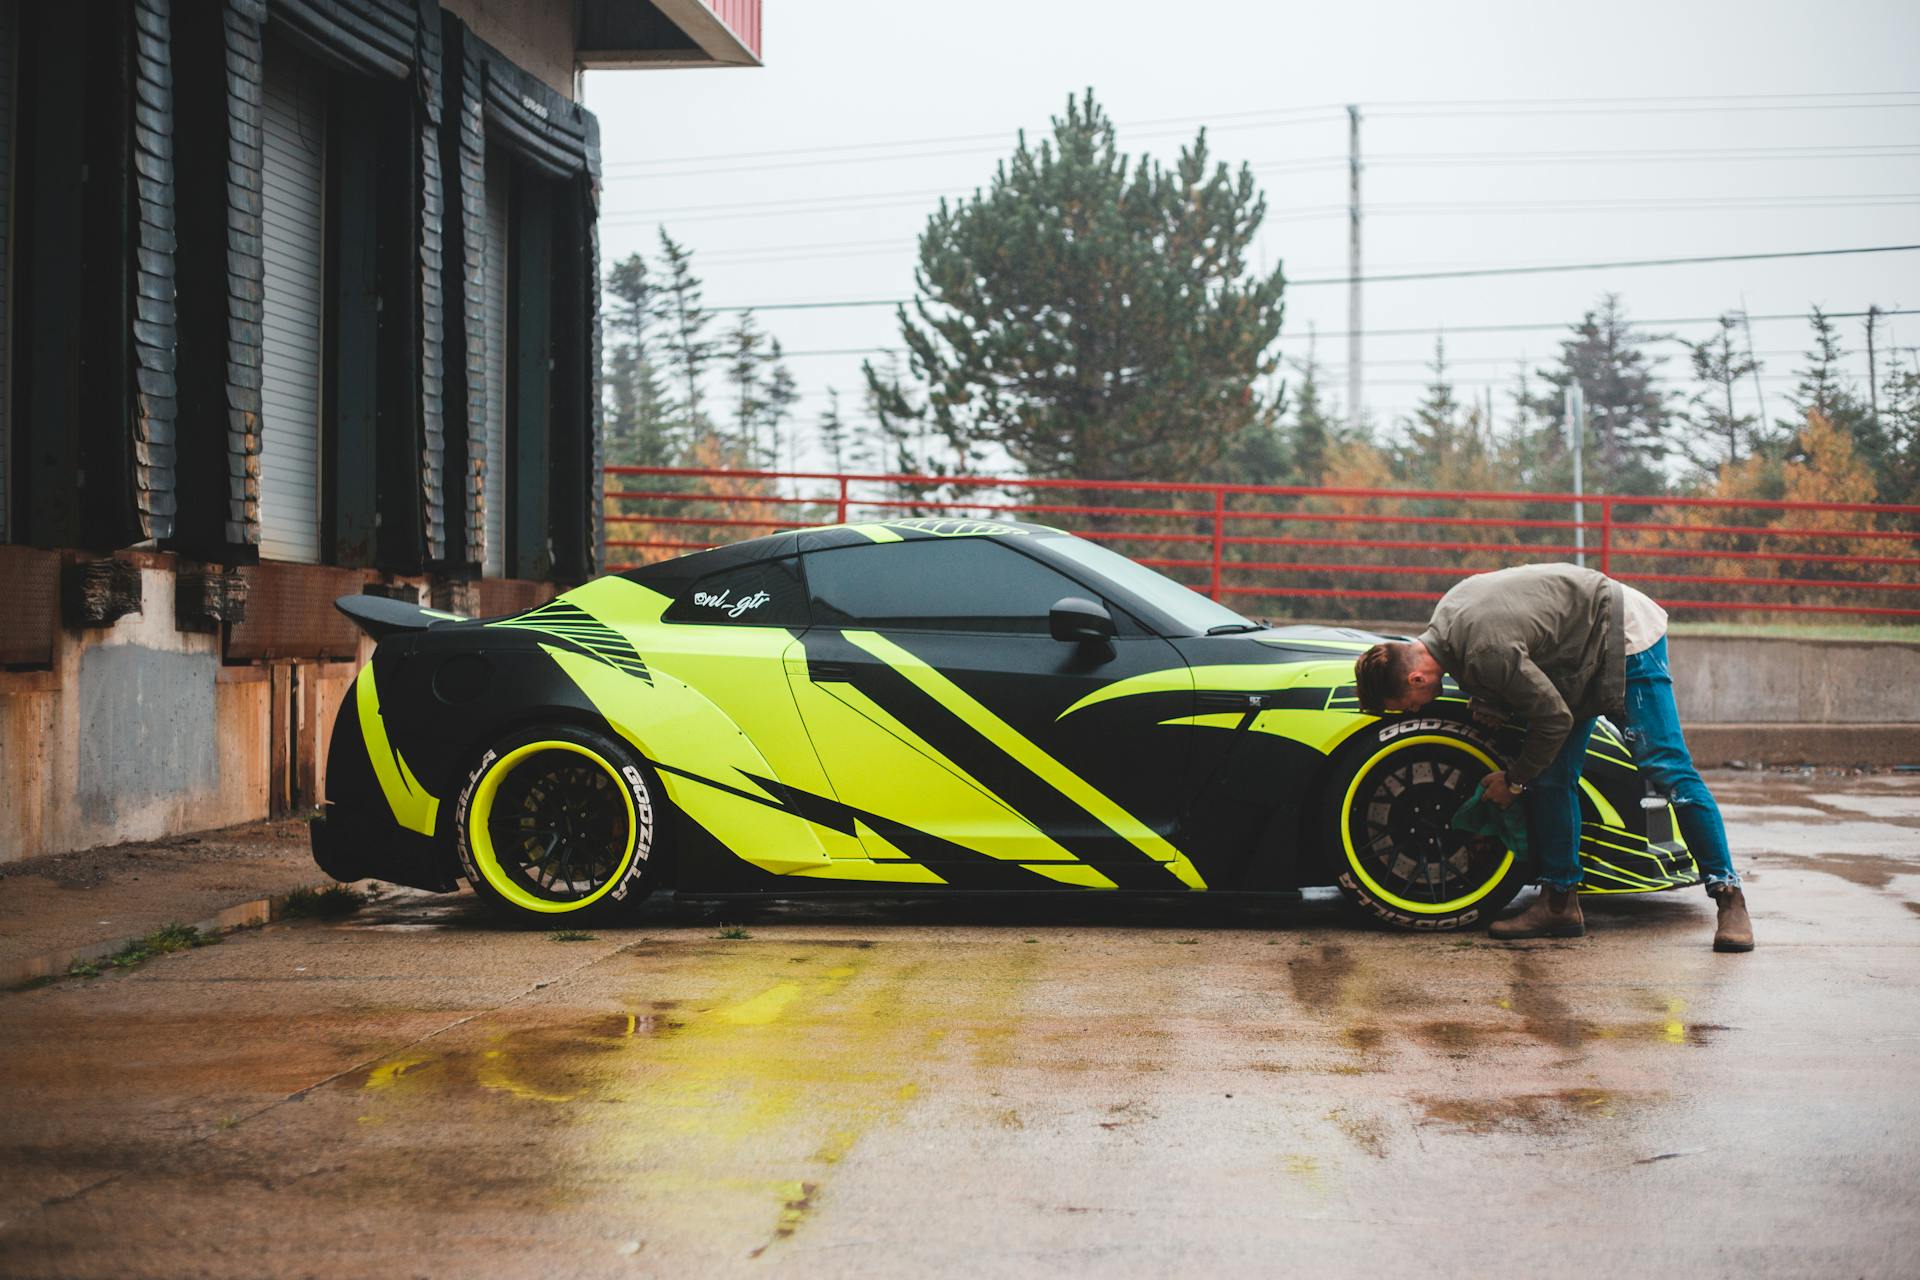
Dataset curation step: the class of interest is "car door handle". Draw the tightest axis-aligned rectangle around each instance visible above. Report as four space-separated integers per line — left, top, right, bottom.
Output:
808 660 855 683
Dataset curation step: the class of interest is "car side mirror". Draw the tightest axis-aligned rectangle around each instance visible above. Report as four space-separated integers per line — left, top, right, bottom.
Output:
1049 596 1116 645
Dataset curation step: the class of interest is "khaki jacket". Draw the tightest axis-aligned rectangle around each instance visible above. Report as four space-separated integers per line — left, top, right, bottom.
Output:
1416 563 1626 783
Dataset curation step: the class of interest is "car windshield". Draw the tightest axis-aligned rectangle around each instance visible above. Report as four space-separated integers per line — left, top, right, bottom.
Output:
1044 536 1260 635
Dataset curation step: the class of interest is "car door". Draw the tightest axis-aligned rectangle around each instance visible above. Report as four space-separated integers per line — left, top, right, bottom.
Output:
784 535 1202 891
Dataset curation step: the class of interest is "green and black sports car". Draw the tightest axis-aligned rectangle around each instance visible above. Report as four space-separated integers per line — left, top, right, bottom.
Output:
312 519 1700 930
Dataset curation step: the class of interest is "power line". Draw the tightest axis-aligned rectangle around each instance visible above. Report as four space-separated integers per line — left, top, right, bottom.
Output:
761 310 1919 358
601 91 1920 174
701 246 1920 313
605 140 1920 186
603 182 1920 225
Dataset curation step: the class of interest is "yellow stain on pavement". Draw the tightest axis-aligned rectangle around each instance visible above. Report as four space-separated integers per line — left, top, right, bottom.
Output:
363 1055 433 1090
1662 998 1687 1045
714 981 806 1026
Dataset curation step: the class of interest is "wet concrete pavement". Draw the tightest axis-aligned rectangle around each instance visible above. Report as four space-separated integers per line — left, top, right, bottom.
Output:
3 771 1918 1278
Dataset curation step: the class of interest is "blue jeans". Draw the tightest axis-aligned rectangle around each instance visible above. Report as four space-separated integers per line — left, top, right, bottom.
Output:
1527 637 1738 894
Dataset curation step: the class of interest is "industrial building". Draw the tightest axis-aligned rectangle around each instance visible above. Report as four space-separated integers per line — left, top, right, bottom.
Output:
0 0 762 860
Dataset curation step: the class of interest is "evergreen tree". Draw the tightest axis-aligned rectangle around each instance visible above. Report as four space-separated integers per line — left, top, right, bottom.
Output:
724 311 770 458
1285 347 1336 487
1399 337 1466 484
1786 307 1860 428
865 89 1286 487
1683 314 1762 472
652 230 715 438
1875 350 1920 507
1520 295 1672 495
817 388 850 473
602 251 675 468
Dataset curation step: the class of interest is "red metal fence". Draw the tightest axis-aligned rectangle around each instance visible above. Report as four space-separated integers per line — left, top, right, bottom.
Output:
604 466 1920 623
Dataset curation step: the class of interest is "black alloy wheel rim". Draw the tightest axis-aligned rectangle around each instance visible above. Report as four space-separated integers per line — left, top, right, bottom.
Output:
1348 745 1510 906
488 755 630 903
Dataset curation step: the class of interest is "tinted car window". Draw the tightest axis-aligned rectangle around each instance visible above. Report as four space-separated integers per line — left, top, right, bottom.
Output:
663 557 809 628
805 539 1100 634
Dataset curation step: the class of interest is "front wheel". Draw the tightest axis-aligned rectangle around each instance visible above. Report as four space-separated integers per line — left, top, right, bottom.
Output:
453 724 661 921
1321 718 1532 931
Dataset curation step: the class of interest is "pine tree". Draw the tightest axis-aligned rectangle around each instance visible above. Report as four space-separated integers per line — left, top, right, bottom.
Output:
1787 307 1857 427
817 388 850 473
865 89 1286 488
1683 314 1761 472
1875 350 1920 506
1520 295 1672 495
602 251 675 469
758 343 799 472
724 311 770 459
1286 350 1336 487
653 230 714 439
1399 337 1467 484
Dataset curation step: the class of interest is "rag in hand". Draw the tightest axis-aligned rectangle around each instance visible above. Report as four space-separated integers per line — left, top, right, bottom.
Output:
1449 779 1529 856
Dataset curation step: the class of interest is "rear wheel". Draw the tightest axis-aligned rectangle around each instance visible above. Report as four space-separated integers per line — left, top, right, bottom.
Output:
454 724 660 921
1322 719 1532 931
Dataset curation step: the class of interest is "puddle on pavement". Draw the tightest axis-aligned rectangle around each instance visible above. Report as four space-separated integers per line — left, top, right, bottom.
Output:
1730 819 1920 859
1760 851 1920 891
1285 943 1356 1009
1418 1087 1640 1134
340 939 1054 1257
1809 793 1920 821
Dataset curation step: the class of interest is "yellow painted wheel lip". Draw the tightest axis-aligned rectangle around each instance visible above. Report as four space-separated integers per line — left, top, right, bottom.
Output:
1340 734 1515 915
469 740 639 914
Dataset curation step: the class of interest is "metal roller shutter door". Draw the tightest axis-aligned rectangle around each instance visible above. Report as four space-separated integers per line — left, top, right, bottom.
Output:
483 150 510 578
259 38 326 564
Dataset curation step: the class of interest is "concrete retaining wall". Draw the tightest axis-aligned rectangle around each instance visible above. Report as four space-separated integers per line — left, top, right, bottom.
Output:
1667 634 1920 725
0 566 368 865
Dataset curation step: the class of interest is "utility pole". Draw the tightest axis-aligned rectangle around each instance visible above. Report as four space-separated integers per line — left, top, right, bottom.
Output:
1866 305 1881 425
1565 383 1586 568
1346 104 1362 434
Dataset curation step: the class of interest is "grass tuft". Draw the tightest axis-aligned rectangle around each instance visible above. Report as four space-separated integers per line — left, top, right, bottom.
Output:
281 885 369 919
65 960 100 979
103 923 218 972
716 924 752 940
549 929 597 943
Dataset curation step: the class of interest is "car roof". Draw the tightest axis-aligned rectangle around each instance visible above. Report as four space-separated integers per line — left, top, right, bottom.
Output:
621 518 1069 592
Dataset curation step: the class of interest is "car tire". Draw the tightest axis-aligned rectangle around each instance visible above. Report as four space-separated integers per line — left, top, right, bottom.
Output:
1320 717 1533 932
453 723 662 922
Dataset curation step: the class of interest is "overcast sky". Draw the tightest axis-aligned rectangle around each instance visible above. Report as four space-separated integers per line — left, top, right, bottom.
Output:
584 0 1920 467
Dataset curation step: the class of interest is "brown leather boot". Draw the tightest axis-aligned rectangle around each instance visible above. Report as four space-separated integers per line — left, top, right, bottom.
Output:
1489 887 1585 939
1710 884 1754 953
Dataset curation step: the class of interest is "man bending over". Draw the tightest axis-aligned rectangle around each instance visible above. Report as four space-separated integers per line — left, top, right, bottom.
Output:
1352 562 1752 952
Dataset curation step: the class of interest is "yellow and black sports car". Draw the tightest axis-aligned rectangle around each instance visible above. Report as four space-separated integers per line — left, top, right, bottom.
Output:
312 519 1700 930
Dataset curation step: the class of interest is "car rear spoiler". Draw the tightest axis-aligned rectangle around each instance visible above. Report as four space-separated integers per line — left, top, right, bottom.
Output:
334 594 468 641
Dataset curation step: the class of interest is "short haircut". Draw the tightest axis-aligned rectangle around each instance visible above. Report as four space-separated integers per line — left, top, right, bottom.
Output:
1354 643 1415 715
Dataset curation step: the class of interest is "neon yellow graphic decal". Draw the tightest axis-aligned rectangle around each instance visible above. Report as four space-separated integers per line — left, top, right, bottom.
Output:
844 630 1207 890
846 523 903 543
355 664 439 836
1022 863 1119 889
1058 660 1352 720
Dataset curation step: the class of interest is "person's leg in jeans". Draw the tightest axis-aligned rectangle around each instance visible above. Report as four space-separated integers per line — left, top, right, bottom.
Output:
1490 717 1597 937
1618 637 1739 892
1526 716 1598 891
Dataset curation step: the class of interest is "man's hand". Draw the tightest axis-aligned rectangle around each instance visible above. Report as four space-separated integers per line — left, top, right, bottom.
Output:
1483 771 1520 808
1470 700 1507 729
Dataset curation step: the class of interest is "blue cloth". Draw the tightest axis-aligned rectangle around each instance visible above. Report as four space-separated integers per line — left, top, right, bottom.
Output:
1528 636 1738 893
1450 779 1529 856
